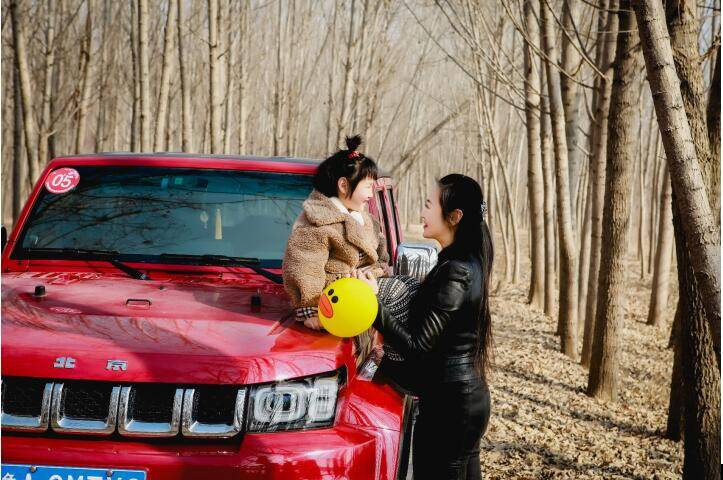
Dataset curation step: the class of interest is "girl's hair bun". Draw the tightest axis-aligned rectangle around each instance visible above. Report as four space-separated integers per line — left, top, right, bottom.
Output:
345 135 362 152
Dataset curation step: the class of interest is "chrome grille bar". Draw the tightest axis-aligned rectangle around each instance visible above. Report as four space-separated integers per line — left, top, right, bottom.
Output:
0 381 52 432
50 383 120 435
118 386 183 437
181 388 246 438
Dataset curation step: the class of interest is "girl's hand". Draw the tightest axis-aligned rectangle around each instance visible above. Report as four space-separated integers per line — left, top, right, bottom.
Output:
356 269 379 294
303 315 324 331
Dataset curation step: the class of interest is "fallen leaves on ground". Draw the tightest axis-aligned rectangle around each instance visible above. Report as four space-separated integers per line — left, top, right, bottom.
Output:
480 258 682 479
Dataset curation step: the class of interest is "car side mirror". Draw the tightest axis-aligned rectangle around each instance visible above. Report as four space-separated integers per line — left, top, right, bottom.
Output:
394 242 438 280
1 225 6 253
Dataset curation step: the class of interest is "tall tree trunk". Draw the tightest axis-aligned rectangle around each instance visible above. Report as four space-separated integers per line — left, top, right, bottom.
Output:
154 0 177 151
480 89 519 284
223 0 234 155
578 1 610 333
237 1 249 153
523 0 545 309
540 91 556 317
94 0 109 152
10 0 39 183
660 0 720 476
540 0 579 358
326 3 339 153
177 0 192 152
647 165 674 327
706 45 720 222
646 124 661 273
666 304 684 440
47 0 62 161
38 0 56 167
272 0 283 155
672 196 720 479
637 102 648 278
74 0 93 154
577 174 593 329
587 1 640 401
560 0 582 215
138 0 151 151
633 0 721 356
12 67 27 223
582 0 619 368
338 0 357 143
129 0 139 152
208 0 222 154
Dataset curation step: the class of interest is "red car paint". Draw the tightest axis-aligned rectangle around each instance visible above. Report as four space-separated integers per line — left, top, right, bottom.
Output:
1 154 411 479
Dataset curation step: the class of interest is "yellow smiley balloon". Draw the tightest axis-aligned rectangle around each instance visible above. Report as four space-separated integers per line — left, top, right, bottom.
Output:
318 277 379 338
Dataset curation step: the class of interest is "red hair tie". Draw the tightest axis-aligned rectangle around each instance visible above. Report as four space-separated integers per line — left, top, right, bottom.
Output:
348 151 360 158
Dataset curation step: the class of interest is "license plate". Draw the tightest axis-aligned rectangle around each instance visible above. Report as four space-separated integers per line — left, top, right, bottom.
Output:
1 464 146 480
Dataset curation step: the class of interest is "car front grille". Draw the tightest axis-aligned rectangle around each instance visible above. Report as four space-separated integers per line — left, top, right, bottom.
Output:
61 381 115 420
2 378 47 417
182 387 245 438
1 377 246 439
1 378 52 431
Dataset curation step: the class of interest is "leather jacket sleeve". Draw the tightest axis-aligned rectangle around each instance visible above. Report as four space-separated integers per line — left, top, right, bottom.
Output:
374 260 471 355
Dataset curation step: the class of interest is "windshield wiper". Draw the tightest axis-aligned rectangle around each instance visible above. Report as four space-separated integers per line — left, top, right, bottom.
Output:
25 247 151 281
159 253 283 284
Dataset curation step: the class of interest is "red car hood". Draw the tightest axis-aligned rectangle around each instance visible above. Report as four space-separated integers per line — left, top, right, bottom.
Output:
1 271 349 385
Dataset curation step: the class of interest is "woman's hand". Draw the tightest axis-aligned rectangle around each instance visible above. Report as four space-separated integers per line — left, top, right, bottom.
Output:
303 314 324 331
356 269 379 294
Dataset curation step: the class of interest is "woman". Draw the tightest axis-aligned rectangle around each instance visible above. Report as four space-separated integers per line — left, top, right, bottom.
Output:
358 173 493 480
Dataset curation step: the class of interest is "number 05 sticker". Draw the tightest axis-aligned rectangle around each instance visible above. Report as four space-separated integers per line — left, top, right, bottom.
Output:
45 168 80 194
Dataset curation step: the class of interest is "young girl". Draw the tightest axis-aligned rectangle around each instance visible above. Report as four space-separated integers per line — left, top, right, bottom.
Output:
283 135 391 336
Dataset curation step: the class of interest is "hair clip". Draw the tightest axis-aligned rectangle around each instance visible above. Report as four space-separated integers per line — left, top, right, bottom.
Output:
480 200 488 217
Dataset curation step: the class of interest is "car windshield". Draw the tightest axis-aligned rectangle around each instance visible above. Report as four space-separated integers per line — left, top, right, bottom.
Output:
14 166 313 267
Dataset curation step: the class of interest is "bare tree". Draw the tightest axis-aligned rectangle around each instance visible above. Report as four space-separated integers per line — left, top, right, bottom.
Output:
577 1 609 333
208 0 223 154
633 0 720 354
137 0 151 151
129 0 139 151
154 0 177 152
540 90 556 317
38 0 57 166
706 45 720 221
587 0 641 402
540 0 579 358
12 67 27 222
10 0 39 182
338 0 357 143
647 165 674 327
632 0 721 476
581 0 619 368
176 0 192 153
523 0 545 309
74 0 93 153
560 0 583 212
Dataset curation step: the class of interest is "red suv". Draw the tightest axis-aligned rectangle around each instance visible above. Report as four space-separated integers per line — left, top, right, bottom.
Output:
0 154 435 480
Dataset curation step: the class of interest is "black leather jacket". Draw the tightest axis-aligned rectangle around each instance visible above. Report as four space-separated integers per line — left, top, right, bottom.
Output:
374 247 484 390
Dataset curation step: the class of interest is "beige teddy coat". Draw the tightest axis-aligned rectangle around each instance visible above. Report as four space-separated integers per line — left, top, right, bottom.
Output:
283 189 390 310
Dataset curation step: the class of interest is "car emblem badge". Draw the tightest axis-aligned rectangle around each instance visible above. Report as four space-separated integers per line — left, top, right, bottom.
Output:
53 356 76 369
106 360 128 371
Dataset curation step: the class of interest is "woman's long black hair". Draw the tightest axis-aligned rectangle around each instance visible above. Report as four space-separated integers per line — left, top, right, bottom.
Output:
437 174 494 378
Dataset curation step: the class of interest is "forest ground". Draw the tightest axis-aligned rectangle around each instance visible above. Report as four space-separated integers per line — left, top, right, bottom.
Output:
404 226 683 479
